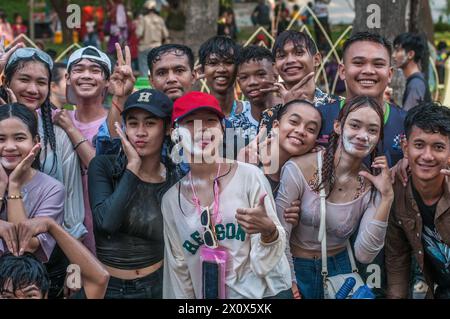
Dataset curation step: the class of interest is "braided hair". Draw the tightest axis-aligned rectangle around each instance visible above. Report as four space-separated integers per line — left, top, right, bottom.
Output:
3 56 57 174
314 96 385 199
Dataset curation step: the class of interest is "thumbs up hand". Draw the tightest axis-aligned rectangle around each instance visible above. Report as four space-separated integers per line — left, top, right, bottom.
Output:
236 193 278 243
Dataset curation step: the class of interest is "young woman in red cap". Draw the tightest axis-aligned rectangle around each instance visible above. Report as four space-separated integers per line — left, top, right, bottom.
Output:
162 91 292 299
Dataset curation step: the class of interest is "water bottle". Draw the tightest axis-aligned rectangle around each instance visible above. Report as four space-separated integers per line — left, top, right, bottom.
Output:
351 285 375 299
335 277 356 299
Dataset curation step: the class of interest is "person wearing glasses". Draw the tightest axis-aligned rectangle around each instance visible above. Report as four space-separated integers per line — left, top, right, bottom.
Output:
88 89 180 298
161 91 292 299
0 46 85 298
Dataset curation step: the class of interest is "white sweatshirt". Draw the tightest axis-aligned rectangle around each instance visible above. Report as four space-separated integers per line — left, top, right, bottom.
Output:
162 162 291 299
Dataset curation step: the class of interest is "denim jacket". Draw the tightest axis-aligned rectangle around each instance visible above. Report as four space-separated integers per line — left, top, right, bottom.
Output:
385 177 450 298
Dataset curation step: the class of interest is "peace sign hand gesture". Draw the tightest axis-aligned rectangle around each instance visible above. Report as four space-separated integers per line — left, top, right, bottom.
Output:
0 42 25 76
260 72 315 104
109 43 136 99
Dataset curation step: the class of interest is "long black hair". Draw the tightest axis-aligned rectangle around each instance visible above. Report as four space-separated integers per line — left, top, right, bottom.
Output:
0 103 41 170
314 96 384 198
3 56 57 174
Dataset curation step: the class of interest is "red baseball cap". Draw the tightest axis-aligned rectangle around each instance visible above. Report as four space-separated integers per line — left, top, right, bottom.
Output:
172 91 225 125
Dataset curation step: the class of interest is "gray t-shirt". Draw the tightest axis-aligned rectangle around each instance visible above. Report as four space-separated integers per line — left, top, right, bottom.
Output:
0 171 65 262
403 72 430 111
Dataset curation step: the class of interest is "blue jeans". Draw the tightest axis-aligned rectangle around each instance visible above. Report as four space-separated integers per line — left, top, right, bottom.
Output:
293 250 352 299
104 267 163 299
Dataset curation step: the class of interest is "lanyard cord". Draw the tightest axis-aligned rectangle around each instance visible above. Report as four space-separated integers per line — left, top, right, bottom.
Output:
189 163 222 223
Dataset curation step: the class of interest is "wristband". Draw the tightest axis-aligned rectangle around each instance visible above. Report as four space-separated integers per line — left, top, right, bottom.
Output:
73 138 88 150
112 99 123 114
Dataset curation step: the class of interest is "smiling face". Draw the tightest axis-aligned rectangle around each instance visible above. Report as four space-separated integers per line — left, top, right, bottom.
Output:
404 126 450 183
124 108 166 158
339 41 393 100
203 53 236 95
237 58 277 105
177 110 223 162
273 101 322 157
274 41 320 88
7 61 49 110
67 59 108 100
335 106 382 158
150 52 195 101
0 117 37 172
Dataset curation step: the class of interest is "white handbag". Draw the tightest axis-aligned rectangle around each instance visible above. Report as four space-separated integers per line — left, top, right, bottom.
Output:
316 152 365 299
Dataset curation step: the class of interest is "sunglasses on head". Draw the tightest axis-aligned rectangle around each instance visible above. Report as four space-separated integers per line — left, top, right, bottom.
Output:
200 207 218 249
6 47 53 71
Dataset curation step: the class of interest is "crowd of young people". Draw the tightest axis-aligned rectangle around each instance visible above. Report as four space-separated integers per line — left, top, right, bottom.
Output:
0 29 449 300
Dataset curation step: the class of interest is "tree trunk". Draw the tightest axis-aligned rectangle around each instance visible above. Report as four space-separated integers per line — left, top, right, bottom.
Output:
409 0 433 85
409 0 434 41
353 0 408 105
49 0 72 44
353 0 409 38
183 0 220 58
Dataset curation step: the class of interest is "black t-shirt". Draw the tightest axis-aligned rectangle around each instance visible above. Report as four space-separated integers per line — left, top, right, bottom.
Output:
412 184 450 290
88 155 181 270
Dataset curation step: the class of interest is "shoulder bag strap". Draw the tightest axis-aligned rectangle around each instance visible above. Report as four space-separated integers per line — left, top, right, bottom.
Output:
318 152 358 276
317 151 328 278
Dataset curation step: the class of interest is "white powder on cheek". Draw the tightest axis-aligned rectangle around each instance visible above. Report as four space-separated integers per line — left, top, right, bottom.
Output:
342 131 356 154
342 131 373 156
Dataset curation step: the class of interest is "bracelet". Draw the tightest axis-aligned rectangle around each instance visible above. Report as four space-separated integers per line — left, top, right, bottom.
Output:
73 138 88 150
6 194 23 200
261 226 278 243
112 99 123 114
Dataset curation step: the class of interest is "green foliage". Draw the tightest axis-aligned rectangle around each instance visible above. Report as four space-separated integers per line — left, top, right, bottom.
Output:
435 22 450 32
0 0 29 23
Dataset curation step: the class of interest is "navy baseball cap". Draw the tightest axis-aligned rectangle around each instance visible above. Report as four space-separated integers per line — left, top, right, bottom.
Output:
122 89 173 119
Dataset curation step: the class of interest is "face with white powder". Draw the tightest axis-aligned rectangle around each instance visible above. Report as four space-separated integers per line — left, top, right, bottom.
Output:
174 110 224 164
335 105 382 158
